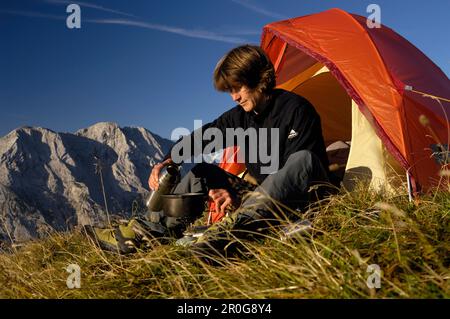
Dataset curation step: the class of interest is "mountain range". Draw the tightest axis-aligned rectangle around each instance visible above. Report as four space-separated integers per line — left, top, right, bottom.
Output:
0 122 174 243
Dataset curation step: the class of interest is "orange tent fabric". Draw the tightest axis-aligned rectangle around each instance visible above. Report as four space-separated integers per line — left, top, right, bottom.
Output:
261 8 450 193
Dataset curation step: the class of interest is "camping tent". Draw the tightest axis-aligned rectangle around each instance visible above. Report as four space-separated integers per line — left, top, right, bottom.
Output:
261 8 450 195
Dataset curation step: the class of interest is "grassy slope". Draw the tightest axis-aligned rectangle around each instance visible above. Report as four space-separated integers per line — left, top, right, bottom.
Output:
0 185 448 299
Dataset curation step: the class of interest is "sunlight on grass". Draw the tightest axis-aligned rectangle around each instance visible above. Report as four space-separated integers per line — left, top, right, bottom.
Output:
0 183 449 299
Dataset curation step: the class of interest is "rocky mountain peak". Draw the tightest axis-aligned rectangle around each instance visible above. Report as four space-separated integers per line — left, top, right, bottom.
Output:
0 123 173 243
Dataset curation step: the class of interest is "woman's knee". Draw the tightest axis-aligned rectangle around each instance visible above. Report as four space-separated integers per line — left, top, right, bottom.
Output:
285 150 314 167
284 150 328 181
190 162 219 177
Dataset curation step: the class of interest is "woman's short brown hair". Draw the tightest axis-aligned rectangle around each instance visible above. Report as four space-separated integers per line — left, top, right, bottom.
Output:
213 45 276 94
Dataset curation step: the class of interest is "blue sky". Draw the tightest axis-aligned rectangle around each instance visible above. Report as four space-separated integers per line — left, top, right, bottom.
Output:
1 0 449 139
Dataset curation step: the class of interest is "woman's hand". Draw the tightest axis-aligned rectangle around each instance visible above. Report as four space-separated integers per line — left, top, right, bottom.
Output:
148 158 173 190
208 188 237 214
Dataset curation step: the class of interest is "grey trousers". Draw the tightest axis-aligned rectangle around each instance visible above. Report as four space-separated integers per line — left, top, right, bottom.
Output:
170 150 329 225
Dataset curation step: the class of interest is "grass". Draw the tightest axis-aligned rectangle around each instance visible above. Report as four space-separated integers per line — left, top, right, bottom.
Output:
0 183 448 299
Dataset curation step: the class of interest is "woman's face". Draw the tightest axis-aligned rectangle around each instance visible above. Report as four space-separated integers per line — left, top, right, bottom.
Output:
229 86 264 112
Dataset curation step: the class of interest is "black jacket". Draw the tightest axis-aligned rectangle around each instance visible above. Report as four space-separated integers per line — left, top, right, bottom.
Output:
166 89 329 184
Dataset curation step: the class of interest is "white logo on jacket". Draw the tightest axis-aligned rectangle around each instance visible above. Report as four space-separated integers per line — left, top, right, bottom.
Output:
288 129 298 140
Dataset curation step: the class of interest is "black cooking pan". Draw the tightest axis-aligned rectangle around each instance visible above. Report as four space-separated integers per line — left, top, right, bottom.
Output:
161 193 208 218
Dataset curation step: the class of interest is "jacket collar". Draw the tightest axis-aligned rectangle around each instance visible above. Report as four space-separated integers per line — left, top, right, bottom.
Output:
250 89 277 120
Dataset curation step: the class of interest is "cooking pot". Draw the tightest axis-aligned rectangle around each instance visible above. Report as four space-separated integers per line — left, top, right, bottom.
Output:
161 193 207 218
